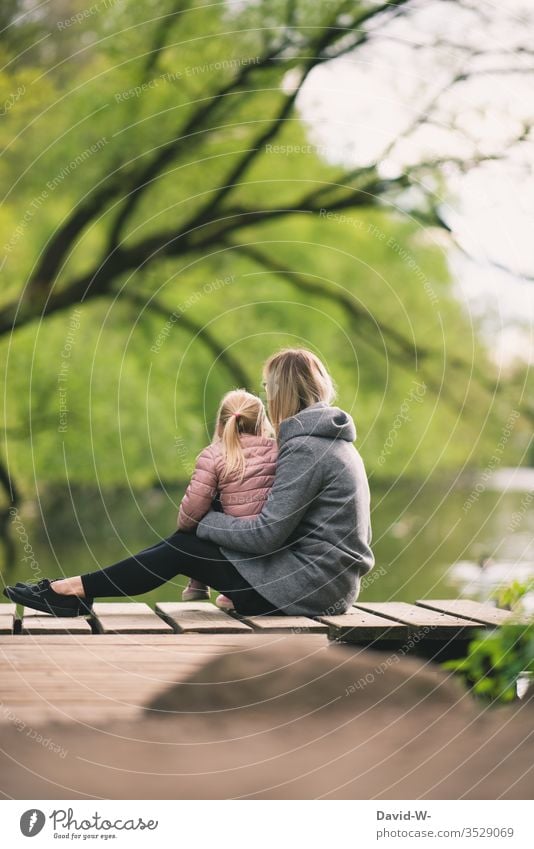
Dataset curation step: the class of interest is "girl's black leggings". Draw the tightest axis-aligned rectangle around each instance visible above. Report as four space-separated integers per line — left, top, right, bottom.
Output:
80 530 279 616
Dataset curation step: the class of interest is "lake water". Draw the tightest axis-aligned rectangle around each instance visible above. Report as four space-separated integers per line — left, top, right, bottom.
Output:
4 470 534 609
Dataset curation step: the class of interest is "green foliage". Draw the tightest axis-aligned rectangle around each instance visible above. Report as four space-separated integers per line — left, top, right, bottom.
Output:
0 0 525 493
494 579 534 612
444 583 534 703
444 621 534 703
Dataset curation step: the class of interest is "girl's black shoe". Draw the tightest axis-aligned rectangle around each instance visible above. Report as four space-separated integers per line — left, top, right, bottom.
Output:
3 579 93 618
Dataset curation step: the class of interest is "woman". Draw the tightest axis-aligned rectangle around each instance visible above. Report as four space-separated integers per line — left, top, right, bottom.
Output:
4 349 374 617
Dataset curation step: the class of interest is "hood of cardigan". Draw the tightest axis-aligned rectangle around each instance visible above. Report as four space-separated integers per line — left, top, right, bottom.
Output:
278 402 356 446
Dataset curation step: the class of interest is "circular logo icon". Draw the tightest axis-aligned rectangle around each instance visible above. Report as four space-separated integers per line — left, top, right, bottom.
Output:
20 810 46 837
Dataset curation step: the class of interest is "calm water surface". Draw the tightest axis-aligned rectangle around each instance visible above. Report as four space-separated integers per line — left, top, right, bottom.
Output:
4 471 534 608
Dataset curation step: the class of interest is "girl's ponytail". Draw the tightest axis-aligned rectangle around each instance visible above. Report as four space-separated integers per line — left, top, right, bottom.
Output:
220 411 246 480
214 389 273 480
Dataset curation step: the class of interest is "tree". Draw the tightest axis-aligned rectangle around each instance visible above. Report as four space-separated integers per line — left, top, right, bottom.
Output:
1 0 532 501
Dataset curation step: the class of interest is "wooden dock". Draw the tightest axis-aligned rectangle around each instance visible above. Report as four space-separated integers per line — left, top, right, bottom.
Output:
1 597 533 801
0 598 521 725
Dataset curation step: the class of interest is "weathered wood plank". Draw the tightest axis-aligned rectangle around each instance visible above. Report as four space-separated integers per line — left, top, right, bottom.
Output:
91 602 173 634
21 608 92 635
0 633 327 725
319 608 409 641
415 599 526 626
0 633 326 648
156 602 252 633
0 603 16 635
353 601 481 639
236 614 327 634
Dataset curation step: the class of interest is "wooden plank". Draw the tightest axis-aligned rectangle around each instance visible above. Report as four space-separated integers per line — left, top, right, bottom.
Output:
236 614 327 634
415 598 527 626
91 602 173 634
319 608 408 641
353 601 482 640
0 633 326 648
21 608 92 635
156 602 252 633
0 633 327 725
0 603 16 635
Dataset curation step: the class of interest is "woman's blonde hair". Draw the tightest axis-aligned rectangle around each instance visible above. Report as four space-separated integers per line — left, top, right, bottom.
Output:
214 389 273 479
263 348 336 434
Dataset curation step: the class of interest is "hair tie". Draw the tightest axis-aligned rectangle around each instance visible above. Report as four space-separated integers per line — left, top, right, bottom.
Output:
233 412 241 419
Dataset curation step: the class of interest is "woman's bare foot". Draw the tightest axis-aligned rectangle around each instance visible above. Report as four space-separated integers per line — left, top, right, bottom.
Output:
50 576 85 597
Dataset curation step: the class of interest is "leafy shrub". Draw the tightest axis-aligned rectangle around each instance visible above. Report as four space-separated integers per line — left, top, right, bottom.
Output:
443 581 534 703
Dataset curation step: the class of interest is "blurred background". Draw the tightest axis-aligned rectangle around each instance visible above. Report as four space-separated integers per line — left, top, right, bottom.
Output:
1 0 533 606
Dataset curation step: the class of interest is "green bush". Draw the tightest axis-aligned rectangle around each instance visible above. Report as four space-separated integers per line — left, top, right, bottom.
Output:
443 582 534 703
444 622 534 703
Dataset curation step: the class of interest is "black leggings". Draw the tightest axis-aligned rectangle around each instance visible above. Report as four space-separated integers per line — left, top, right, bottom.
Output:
80 530 280 616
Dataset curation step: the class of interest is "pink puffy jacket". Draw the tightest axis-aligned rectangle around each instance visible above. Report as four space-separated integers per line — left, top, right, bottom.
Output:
178 434 278 531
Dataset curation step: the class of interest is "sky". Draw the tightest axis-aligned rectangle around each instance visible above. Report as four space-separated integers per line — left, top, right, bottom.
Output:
296 0 534 367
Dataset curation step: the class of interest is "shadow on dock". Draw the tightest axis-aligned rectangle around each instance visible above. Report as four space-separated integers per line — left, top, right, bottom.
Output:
0 637 532 799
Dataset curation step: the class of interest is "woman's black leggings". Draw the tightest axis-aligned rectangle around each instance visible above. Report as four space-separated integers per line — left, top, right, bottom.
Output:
80 530 279 616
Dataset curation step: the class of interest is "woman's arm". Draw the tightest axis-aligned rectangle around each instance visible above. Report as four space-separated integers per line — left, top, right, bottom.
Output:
178 446 219 531
196 441 321 553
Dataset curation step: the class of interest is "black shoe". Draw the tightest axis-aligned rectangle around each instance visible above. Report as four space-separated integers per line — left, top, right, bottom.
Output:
3 579 93 618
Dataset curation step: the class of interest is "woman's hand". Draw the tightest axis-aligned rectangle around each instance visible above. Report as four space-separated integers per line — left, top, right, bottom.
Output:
197 441 321 554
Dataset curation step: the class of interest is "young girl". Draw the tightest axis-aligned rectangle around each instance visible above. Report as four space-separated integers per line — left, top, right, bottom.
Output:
178 389 278 609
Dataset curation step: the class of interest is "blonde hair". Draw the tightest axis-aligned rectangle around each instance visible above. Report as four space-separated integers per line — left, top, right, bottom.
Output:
214 389 273 479
263 348 335 434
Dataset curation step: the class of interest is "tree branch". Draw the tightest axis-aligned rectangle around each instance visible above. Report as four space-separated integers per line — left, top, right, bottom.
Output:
139 1 193 82
7 2 421 335
122 289 251 388
228 239 422 360
106 1 417 250
0 452 20 577
0 453 19 510
226 239 534 423
22 35 286 312
106 43 288 251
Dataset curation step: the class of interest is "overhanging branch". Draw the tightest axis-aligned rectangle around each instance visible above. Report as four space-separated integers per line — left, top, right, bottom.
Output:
122 289 251 388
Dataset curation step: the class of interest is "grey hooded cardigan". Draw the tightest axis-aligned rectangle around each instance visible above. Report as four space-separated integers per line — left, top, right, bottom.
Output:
196 402 375 617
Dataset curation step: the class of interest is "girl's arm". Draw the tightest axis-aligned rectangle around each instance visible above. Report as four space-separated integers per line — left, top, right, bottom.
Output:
177 446 219 531
196 441 322 553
